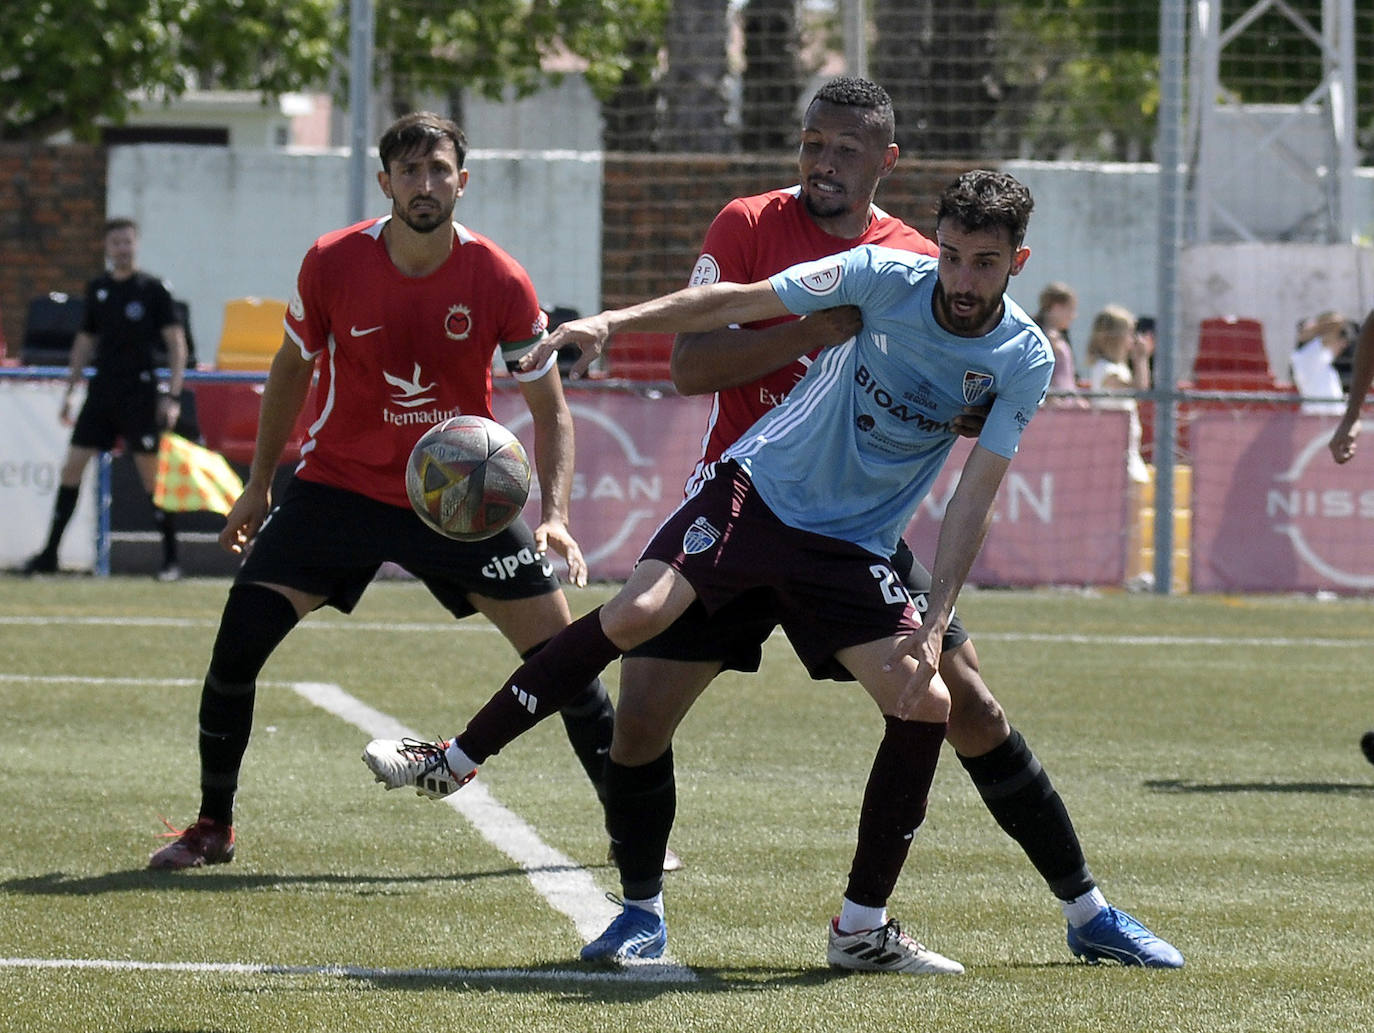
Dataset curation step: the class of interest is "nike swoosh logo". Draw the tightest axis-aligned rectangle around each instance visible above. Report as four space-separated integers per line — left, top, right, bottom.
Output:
350 325 383 337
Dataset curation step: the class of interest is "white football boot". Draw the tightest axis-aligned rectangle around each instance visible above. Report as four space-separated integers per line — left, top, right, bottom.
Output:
826 918 964 975
362 737 476 799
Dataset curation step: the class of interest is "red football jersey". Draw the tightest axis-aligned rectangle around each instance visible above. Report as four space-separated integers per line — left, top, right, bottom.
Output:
284 218 548 507
681 188 936 492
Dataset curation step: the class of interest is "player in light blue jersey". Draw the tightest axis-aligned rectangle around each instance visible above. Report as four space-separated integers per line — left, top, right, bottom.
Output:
362 170 1184 973
726 243 1051 560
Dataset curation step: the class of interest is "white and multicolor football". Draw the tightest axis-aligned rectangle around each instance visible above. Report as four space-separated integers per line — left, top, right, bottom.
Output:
405 415 531 541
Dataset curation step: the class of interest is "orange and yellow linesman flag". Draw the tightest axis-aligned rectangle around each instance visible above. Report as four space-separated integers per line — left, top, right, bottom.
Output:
154 433 244 515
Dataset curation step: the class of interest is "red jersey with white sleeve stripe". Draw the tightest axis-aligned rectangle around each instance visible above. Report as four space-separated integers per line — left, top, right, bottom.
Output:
681 187 936 493
283 217 550 508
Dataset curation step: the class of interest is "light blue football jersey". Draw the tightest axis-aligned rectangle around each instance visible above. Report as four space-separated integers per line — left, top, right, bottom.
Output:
721 245 1053 558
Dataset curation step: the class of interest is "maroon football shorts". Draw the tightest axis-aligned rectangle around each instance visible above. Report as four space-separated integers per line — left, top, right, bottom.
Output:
638 461 919 680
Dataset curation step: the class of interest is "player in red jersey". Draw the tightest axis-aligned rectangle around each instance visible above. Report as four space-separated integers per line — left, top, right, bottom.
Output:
148 112 624 870
577 78 1181 970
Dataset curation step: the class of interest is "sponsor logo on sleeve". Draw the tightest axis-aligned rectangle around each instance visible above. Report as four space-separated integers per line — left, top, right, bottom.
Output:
289 292 305 320
689 254 721 286
798 265 843 296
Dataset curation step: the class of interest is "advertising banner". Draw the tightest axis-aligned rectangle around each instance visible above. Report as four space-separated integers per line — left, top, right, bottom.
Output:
494 385 714 579
1191 412 1374 593
496 387 1134 585
0 378 97 571
902 407 1133 587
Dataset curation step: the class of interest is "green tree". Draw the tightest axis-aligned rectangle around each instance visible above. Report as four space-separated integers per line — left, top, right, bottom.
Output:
376 0 669 120
1 0 669 143
0 0 339 141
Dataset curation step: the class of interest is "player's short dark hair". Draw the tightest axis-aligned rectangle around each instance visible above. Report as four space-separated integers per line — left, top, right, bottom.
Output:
379 112 468 172
104 217 137 236
935 170 1035 249
809 77 895 143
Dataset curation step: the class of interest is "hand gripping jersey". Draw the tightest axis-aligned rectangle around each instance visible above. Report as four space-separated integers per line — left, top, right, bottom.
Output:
283 217 553 507
683 187 937 494
723 245 1054 559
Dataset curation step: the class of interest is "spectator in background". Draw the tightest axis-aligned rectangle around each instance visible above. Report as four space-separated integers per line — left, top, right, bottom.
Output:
21 218 187 579
1034 282 1082 403
1086 303 1151 484
1291 310 1350 415
1135 315 1157 382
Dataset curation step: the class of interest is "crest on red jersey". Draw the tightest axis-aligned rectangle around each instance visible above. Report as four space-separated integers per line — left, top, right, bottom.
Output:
445 304 472 341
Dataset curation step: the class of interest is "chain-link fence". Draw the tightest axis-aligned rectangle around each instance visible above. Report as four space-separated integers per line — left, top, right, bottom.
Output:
377 1 1373 164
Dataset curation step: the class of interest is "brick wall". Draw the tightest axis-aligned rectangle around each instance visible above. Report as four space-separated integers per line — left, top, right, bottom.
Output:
600 154 974 306
0 144 106 360
0 145 973 358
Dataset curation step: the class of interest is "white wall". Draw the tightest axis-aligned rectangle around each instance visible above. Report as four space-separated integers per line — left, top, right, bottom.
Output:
464 78 604 151
1007 161 1374 380
1004 161 1162 371
107 146 1374 371
108 146 602 362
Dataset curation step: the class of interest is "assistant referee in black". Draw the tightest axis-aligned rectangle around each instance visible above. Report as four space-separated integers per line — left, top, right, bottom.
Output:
23 217 188 579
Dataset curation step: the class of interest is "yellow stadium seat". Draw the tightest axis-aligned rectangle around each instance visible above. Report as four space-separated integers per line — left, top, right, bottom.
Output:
214 297 288 371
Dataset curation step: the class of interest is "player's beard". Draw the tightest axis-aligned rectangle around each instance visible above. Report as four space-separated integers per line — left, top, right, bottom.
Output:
801 179 852 221
933 278 1009 337
395 196 454 233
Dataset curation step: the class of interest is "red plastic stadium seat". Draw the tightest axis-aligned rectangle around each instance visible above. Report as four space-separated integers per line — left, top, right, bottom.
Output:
1194 317 1271 378
196 380 314 466
1190 372 1280 392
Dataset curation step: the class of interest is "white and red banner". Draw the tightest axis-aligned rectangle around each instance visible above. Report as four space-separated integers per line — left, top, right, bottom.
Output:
494 385 715 577
21 370 1363 593
904 407 1134 587
495 386 1136 586
1191 411 1374 593
0 378 98 571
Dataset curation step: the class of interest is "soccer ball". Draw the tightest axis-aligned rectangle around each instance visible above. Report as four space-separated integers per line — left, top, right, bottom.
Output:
405 415 531 541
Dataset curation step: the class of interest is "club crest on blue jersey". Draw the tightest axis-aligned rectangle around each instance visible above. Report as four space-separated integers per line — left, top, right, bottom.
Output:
682 516 721 555
962 371 994 404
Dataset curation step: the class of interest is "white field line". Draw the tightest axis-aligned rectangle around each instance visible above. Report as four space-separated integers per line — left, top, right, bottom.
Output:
0 673 693 984
0 612 1365 649
288 681 659 959
0 955 689 984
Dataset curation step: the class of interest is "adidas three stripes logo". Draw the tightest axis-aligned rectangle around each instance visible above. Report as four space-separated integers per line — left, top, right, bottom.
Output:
510 684 538 714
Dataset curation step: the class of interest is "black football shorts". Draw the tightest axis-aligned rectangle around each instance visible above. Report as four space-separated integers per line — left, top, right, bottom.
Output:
237 477 561 618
